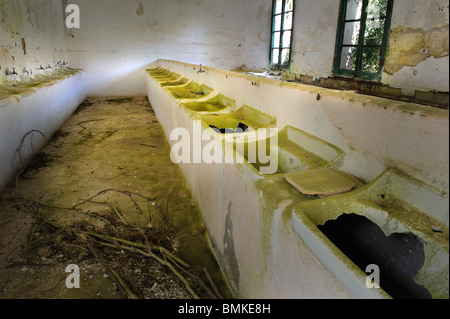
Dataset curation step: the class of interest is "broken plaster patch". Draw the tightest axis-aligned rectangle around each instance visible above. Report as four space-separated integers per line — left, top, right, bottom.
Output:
383 55 449 93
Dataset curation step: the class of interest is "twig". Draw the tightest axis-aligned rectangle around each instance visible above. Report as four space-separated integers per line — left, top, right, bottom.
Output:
28 276 66 298
15 130 46 165
96 240 199 299
34 196 47 234
40 216 195 292
76 119 105 135
140 144 156 149
203 267 224 299
18 184 201 300
99 130 117 143
105 201 127 224
165 254 217 299
86 240 139 300
157 246 190 269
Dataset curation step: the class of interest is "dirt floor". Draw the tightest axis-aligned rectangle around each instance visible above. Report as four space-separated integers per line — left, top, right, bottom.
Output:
0 96 231 299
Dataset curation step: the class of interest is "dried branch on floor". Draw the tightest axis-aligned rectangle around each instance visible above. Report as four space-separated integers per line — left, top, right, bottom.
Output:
85 241 139 299
204 267 224 299
12 131 223 300
25 186 221 299
140 143 156 149
15 130 46 164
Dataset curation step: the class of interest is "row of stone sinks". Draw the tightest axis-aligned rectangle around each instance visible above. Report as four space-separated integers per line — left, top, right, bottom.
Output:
0 67 82 100
147 67 346 178
147 67 448 299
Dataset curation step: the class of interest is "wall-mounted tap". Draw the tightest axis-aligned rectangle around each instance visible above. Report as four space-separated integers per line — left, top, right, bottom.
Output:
22 67 30 75
38 65 45 70
5 68 18 79
46 64 52 69
198 64 206 74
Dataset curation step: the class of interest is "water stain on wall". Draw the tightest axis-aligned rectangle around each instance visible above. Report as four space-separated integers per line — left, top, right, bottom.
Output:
136 2 144 16
21 38 26 55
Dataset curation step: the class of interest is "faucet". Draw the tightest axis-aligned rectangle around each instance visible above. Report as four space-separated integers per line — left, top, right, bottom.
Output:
46 64 52 69
5 68 18 76
197 64 206 74
22 67 30 75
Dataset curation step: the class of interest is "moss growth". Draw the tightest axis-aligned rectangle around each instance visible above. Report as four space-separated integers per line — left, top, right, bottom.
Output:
200 105 275 132
168 82 213 100
293 168 448 298
161 78 189 87
182 94 234 112
255 176 310 262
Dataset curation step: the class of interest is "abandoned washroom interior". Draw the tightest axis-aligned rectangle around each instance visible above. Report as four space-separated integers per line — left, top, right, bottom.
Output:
0 0 448 300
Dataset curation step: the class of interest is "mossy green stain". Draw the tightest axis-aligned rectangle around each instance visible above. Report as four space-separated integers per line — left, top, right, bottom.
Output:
168 82 213 100
182 94 235 113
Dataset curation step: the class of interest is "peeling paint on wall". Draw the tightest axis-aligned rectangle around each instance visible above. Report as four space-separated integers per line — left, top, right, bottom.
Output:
385 26 449 75
289 0 449 94
222 201 240 290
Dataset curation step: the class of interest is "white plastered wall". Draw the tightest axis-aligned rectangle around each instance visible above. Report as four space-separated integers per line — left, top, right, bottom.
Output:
65 0 273 97
0 0 69 84
3 0 444 97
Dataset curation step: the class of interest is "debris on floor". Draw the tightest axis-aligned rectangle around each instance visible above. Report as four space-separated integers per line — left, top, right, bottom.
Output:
0 97 231 299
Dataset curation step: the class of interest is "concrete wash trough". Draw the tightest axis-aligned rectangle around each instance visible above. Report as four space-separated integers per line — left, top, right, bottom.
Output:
146 60 449 299
0 68 86 192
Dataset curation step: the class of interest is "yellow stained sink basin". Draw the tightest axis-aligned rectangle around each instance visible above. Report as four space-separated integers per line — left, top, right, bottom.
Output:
148 68 180 82
292 168 449 299
181 94 235 113
168 82 212 100
0 85 34 95
201 105 276 135
0 92 11 101
146 67 166 75
2 80 43 89
54 69 78 75
230 125 343 176
161 78 190 87
34 73 66 81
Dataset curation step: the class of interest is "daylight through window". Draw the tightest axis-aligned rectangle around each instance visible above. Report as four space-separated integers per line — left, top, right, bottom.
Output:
333 0 394 80
270 0 295 69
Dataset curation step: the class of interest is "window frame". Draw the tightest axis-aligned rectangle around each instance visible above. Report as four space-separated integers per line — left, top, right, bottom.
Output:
333 0 394 81
269 0 295 70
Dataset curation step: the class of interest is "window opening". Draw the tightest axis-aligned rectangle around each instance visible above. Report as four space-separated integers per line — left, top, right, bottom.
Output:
333 0 394 81
270 0 295 69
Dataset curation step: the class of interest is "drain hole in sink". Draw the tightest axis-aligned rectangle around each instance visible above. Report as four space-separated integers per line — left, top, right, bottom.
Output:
318 213 432 299
209 122 249 134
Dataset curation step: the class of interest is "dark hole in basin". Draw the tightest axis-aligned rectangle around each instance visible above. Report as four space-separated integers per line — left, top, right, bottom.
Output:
318 213 432 299
209 123 249 134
